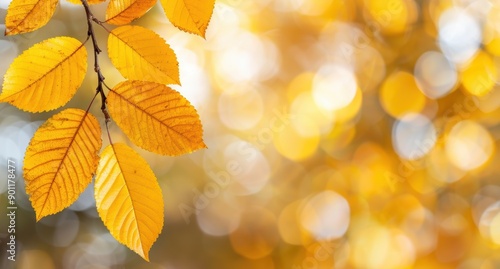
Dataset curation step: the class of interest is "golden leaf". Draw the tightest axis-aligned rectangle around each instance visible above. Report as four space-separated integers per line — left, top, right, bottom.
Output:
107 80 206 156
66 0 106 4
108 25 180 85
106 0 157 25
23 109 102 221
0 36 87 112
5 0 58 35
95 143 164 261
160 0 215 37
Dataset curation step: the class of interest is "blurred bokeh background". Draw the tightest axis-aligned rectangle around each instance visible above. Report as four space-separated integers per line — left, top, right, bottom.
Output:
3 0 500 268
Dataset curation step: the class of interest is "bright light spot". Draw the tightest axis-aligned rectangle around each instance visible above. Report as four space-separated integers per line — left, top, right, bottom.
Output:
392 114 436 160
472 186 500 227
273 121 320 161
209 3 241 33
202 136 271 196
218 86 264 131
206 8 245 51
74 233 126 268
273 0 303 12
225 141 271 195
312 64 357 112
335 87 363 123
460 50 497 97
427 145 466 183
483 3 500 56
458 0 493 19
364 0 415 35
278 200 305 245
380 71 426 118
403 208 437 255
214 32 279 83
300 191 350 240
297 0 335 16
414 51 458 99
36 211 80 247
438 8 481 65
0 113 33 166
51 211 80 247
351 225 416 269
290 92 335 137
215 32 263 82
286 72 315 103
169 48 210 108
446 120 494 170
197 196 241 236
479 202 500 244
85 233 123 256
319 23 369 66
18 250 55 269
474 86 500 113
229 207 279 259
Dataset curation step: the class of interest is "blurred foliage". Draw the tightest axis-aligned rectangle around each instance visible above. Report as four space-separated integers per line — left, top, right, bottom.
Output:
3 0 500 268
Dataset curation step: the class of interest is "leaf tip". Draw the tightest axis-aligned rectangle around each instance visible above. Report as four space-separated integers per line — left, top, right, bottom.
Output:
199 140 208 150
131 244 150 261
35 211 46 222
141 252 150 262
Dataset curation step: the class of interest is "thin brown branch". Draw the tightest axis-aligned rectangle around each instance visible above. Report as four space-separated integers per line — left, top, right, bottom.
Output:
81 0 110 122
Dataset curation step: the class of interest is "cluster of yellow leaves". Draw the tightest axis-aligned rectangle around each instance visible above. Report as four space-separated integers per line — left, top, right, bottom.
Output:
4 0 215 37
2 0 213 261
105 0 214 37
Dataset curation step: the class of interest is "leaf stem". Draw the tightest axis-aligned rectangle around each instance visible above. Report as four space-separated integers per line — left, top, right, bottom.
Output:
92 17 111 33
81 0 110 122
105 121 114 145
85 91 99 114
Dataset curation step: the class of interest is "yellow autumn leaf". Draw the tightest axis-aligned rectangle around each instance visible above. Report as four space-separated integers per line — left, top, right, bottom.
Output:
23 109 102 221
160 0 215 37
107 80 206 156
106 0 157 25
66 0 106 4
0 36 87 112
95 143 164 261
5 0 58 35
108 25 180 85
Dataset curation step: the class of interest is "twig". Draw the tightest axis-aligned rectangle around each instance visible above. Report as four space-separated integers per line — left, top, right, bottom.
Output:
81 0 110 122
